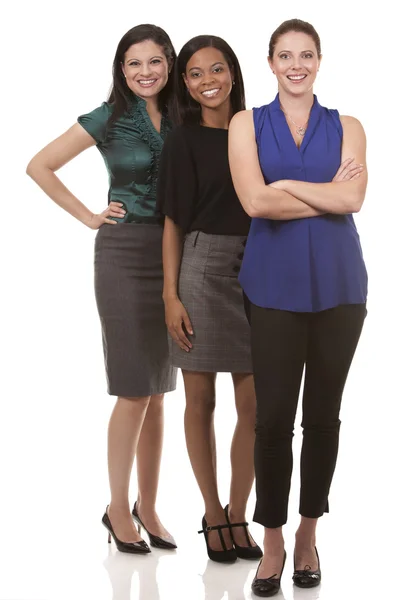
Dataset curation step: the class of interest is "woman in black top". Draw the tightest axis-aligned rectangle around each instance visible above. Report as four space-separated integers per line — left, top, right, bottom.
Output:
157 36 261 562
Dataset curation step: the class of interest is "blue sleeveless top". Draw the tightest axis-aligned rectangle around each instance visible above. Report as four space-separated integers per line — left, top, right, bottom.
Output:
239 94 368 313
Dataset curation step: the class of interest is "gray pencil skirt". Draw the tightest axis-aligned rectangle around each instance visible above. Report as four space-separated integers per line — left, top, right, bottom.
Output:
171 231 252 373
94 223 177 397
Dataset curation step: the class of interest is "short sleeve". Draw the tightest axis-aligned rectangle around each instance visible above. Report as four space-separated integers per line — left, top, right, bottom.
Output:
77 102 111 145
156 127 198 232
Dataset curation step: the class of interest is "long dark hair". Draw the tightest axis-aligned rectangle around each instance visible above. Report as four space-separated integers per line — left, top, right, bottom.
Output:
170 35 246 126
108 24 176 123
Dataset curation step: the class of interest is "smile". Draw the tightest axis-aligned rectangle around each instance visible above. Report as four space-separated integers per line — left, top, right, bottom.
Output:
137 79 157 87
201 88 220 98
286 74 307 82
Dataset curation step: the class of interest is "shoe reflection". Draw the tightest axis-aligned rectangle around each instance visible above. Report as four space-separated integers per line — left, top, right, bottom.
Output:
292 583 322 600
103 545 161 600
201 558 260 600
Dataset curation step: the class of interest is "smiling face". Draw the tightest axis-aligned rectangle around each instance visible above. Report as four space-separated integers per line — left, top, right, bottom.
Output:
122 40 171 100
182 46 234 111
268 31 321 96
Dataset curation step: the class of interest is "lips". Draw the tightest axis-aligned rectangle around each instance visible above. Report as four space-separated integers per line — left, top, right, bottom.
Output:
286 74 307 83
137 79 157 87
201 88 221 98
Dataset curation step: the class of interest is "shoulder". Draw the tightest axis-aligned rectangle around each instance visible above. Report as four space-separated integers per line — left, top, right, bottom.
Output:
78 102 113 121
340 115 366 140
340 115 364 131
229 110 254 134
77 102 113 144
164 124 196 148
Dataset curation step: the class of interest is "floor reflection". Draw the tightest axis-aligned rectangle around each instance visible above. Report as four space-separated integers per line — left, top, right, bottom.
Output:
103 545 161 600
201 558 260 600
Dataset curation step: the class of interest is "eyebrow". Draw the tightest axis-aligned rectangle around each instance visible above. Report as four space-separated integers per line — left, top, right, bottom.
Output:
277 49 314 54
126 55 164 62
188 61 225 72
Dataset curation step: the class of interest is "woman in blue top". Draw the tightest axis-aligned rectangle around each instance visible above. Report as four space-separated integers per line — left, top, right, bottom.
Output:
229 19 367 595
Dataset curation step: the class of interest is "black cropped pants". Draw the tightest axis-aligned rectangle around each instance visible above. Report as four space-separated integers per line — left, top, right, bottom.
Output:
245 299 366 528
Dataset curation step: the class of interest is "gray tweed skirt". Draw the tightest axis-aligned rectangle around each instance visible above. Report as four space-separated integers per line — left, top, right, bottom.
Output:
172 231 252 373
94 223 177 397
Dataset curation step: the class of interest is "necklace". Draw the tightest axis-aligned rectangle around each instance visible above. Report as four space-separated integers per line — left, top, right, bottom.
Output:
281 107 309 137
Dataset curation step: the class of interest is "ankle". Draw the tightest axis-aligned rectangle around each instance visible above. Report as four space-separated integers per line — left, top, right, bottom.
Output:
109 501 130 514
263 528 284 553
136 503 157 518
204 506 225 523
295 531 316 548
227 505 246 522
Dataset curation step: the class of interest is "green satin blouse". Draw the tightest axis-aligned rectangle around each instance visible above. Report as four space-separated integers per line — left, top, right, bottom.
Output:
77 96 171 223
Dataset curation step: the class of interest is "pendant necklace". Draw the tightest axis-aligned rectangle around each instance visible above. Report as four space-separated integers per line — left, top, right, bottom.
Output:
281 108 309 137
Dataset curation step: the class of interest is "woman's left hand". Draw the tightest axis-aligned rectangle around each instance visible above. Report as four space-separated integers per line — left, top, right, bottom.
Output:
333 158 364 182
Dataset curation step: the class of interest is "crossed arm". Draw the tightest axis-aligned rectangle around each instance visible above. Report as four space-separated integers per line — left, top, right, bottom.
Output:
228 111 367 219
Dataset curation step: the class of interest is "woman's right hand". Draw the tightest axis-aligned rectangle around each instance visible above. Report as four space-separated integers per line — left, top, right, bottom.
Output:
164 297 193 352
85 201 126 229
333 158 365 182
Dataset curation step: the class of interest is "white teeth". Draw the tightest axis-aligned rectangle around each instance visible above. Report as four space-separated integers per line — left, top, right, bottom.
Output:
202 89 219 97
139 79 156 85
287 75 306 80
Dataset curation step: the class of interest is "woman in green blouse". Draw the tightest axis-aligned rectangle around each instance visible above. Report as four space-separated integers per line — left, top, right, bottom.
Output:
26 24 178 554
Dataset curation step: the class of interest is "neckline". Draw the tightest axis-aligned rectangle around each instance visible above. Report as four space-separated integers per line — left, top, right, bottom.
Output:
130 94 168 140
198 125 228 132
272 93 321 153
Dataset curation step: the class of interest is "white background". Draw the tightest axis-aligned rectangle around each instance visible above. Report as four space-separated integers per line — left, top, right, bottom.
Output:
1 1 418 599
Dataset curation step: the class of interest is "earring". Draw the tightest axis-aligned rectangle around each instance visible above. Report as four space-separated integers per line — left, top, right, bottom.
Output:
232 80 235 85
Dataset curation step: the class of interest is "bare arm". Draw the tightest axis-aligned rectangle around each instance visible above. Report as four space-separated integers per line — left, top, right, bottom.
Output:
272 116 368 214
26 123 125 228
162 217 193 351
228 110 323 220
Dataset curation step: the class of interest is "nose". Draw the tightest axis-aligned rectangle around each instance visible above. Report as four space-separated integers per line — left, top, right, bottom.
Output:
290 57 303 70
202 71 216 86
139 64 153 77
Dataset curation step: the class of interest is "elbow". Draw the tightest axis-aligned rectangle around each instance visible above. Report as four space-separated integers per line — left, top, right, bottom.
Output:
246 193 268 219
339 189 365 214
349 192 365 214
26 158 35 178
246 201 261 219
26 157 41 179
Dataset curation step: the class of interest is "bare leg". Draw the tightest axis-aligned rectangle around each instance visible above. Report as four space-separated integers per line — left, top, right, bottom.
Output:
107 395 150 542
135 394 172 538
294 517 319 570
257 527 286 579
183 370 233 551
228 372 258 547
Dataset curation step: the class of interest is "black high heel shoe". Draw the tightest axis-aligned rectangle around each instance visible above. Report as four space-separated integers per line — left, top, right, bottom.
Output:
224 504 262 560
102 507 151 554
131 502 177 549
292 546 321 588
198 515 237 563
251 551 287 597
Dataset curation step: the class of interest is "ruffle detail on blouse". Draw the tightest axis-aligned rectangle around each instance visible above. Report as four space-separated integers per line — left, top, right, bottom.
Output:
128 98 172 198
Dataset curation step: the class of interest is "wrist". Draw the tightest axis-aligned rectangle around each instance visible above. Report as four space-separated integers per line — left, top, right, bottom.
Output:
81 211 94 227
163 290 179 302
280 179 292 193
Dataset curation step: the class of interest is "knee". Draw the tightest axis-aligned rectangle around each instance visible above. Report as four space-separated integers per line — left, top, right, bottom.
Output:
117 395 151 413
302 418 341 435
255 416 294 442
235 393 257 423
148 394 164 411
233 373 256 421
185 390 216 415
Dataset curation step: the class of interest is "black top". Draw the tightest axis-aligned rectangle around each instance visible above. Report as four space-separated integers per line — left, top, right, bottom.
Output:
156 125 251 235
